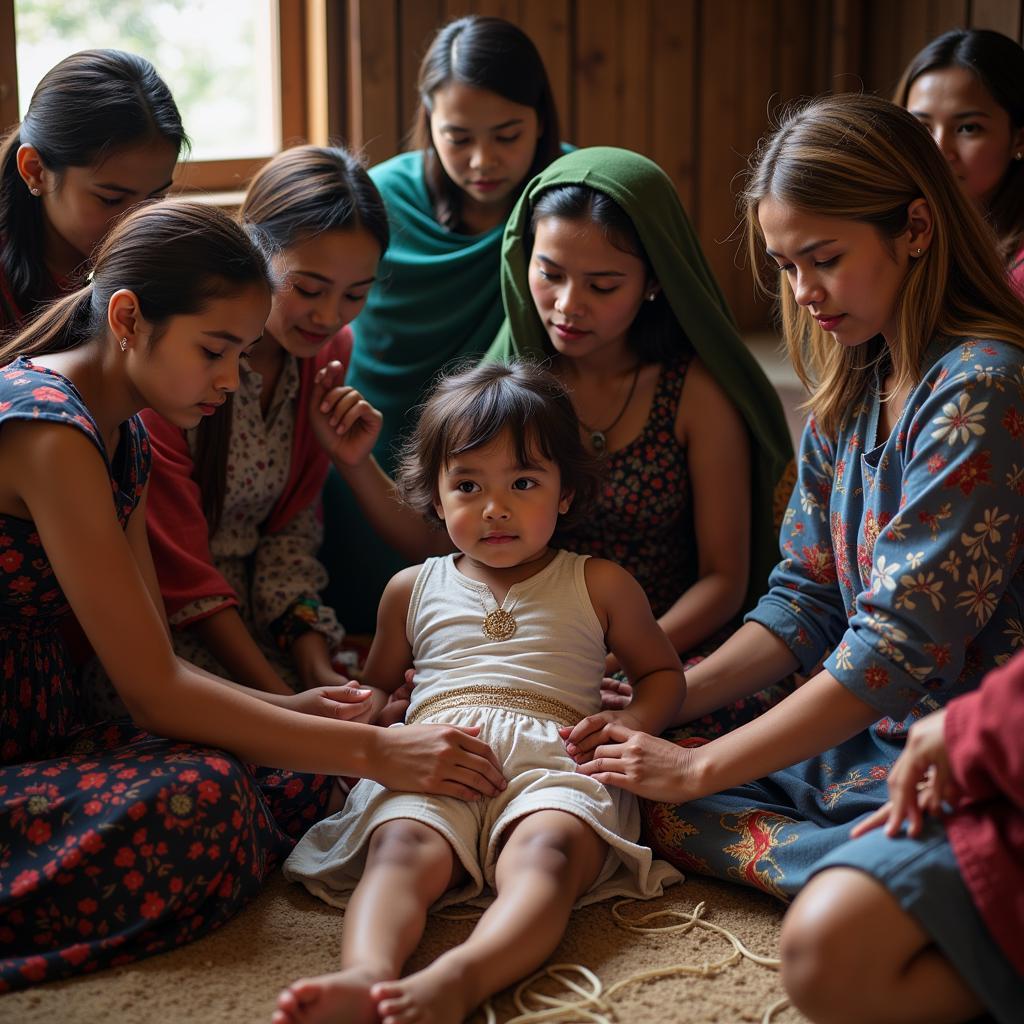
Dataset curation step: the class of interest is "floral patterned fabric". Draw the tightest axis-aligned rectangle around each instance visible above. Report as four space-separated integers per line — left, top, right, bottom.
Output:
644 339 1024 896
0 358 331 991
555 354 696 619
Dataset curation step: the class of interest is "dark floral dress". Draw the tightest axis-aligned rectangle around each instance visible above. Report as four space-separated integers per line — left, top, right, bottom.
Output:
556 354 792 737
0 359 331 992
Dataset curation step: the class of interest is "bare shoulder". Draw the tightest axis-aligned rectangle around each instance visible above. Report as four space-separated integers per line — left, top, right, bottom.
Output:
582 556 643 612
379 563 425 616
678 355 747 443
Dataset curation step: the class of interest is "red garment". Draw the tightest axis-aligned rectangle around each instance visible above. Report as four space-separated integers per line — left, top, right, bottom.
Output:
944 649 1024 977
143 331 350 624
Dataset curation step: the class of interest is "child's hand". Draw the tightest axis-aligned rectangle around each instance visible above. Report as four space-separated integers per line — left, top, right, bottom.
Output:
310 361 382 465
600 676 633 711
377 669 415 727
345 686 390 725
288 684 373 721
851 708 957 840
560 709 647 763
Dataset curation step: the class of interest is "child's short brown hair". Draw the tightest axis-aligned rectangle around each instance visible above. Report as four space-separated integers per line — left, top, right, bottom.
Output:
396 360 602 529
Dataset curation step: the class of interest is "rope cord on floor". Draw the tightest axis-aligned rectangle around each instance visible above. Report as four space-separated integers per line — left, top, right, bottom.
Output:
437 899 791 1024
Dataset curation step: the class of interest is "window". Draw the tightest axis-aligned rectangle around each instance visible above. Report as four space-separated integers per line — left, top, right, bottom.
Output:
1 0 324 195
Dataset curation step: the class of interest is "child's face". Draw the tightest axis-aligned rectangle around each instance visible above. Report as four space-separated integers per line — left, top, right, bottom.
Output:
127 284 270 428
906 67 1023 207
758 197 924 349
528 215 652 363
24 139 178 266
264 226 380 359
433 429 572 572
428 83 541 215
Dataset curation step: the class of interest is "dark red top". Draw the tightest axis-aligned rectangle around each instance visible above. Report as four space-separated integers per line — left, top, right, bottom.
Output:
945 649 1024 975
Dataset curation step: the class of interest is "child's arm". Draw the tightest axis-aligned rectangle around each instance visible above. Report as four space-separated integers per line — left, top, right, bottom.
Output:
345 565 422 724
310 362 450 560
571 559 686 742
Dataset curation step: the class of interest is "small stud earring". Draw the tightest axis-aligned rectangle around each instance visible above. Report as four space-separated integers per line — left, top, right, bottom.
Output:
119 337 128 352
1016 151 1024 161
30 187 41 196
646 292 657 302
912 248 923 257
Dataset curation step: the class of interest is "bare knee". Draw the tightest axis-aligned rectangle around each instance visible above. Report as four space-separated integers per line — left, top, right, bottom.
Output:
498 813 602 890
782 869 898 1024
366 820 453 874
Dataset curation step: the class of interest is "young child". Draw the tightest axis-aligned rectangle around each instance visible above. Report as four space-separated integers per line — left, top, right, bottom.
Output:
0 200 505 991
780 649 1024 1023
321 15 568 631
0 48 184 330
142 145 387 696
327 147 793 734
896 28 1024 292
279 362 684 1024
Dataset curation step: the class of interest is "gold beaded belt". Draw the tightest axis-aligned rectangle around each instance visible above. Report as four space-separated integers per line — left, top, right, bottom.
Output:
405 685 585 727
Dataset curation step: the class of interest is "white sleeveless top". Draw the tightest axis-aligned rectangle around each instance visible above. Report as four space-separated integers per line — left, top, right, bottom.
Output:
405 549 607 720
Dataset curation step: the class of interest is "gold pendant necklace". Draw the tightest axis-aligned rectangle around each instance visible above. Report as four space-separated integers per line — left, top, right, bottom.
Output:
479 588 519 641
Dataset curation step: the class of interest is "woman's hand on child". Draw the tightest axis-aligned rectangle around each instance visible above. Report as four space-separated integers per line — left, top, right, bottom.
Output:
310 361 382 465
344 686 390 725
851 708 957 840
288 684 373 721
561 709 649 761
372 724 507 801
562 720 699 803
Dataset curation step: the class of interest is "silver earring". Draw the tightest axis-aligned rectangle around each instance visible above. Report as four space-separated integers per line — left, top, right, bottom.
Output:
646 292 657 302
912 248 923 257
119 337 128 352
1016 151 1024 161
29 187 41 196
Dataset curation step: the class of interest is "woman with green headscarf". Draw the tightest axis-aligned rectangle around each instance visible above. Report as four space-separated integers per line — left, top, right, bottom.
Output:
324 146 795 732
487 147 794 726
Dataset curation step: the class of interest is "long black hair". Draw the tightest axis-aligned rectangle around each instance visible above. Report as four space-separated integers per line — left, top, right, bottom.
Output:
0 199 270 366
895 28 1024 264
412 16 561 232
0 49 187 325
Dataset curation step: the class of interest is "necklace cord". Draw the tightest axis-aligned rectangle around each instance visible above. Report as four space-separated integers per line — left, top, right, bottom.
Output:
576 363 642 439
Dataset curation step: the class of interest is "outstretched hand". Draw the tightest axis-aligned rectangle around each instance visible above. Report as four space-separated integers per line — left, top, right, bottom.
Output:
851 708 957 840
309 360 382 465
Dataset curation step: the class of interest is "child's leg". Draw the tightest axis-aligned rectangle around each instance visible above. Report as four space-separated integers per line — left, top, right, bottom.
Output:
274 819 463 1024
372 810 606 1024
781 867 984 1024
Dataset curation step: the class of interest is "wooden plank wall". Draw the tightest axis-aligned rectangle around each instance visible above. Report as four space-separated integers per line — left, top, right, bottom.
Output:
338 0 1024 330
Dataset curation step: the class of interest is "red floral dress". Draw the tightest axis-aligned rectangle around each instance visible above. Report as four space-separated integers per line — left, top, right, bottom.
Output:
0 359 331 991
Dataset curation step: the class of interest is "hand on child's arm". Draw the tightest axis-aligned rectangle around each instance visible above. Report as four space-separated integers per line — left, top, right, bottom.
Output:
377 669 415 727
309 361 382 465
561 709 648 762
851 708 957 840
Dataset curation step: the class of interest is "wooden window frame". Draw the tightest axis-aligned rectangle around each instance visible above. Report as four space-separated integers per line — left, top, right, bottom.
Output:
0 0 341 197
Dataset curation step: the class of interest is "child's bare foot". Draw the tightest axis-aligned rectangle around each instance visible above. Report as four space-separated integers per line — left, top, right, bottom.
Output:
371 963 470 1024
272 965 387 1024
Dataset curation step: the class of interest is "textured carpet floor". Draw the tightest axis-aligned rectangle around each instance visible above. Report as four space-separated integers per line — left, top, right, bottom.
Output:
0 871 809 1024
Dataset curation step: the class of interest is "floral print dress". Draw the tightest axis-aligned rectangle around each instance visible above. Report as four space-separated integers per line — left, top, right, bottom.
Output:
0 359 331 991
644 339 1024 897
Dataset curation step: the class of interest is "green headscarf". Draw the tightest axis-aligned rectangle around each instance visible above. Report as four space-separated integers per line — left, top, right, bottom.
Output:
486 147 795 610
